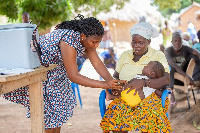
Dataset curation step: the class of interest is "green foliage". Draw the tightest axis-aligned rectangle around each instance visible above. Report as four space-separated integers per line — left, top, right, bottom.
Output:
193 121 200 130
0 0 19 20
0 0 129 29
152 0 200 17
68 0 129 16
178 0 200 12
0 0 72 29
153 0 181 11
20 0 72 29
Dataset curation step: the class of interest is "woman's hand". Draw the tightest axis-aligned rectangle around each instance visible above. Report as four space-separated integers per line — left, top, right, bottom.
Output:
124 78 144 95
118 80 128 86
104 79 127 90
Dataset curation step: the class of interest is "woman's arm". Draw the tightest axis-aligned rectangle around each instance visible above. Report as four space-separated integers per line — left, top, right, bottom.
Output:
113 70 119 80
147 72 170 89
60 41 120 89
86 49 113 81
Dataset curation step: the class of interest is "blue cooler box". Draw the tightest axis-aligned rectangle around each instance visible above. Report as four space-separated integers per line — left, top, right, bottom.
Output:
0 23 41 69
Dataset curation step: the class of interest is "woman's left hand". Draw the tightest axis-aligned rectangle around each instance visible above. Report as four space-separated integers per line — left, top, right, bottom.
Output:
123 78 144 95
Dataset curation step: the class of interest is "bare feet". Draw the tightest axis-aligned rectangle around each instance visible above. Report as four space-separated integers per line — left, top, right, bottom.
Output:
105 89 120 101
169 93 177 115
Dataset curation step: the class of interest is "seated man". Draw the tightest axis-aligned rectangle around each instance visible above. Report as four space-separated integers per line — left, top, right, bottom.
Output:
165 31 200 107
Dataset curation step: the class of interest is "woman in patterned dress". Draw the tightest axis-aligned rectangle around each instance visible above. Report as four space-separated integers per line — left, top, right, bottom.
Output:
3 14 124 133
100 22 172 133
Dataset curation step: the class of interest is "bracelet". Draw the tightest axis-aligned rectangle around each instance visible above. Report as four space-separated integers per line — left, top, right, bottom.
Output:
142 78 147 87
147 79 151 87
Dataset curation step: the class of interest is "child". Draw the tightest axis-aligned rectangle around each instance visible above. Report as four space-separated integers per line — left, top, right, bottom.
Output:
22 12 30 23
106 61 166 107
103 47 117 69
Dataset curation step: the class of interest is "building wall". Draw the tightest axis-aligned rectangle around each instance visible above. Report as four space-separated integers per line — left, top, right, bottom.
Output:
180 6 200 32
106 20 136 42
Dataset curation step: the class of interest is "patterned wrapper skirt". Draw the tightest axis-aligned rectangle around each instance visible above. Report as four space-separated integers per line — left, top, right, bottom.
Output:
100 93 172 133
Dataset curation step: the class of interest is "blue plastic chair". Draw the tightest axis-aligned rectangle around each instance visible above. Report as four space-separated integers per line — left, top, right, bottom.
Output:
71 82 82 108
99 89 171 118
71 60 85 109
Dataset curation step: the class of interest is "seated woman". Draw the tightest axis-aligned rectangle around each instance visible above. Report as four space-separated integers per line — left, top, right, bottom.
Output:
100 22 172 133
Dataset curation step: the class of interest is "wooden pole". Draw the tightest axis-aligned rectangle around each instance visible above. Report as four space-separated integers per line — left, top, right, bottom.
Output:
112 23 117 54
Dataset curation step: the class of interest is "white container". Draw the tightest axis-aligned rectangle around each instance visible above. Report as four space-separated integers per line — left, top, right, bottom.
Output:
0 23 41 69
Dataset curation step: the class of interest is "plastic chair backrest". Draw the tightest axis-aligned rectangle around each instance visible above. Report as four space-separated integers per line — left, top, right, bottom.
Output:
186 58 196 77
78 60 85 71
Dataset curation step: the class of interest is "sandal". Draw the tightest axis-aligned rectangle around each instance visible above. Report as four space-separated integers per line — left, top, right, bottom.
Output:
170 102 177 107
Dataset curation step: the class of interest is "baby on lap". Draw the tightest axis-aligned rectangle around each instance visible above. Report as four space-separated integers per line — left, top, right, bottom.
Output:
107 61 165 107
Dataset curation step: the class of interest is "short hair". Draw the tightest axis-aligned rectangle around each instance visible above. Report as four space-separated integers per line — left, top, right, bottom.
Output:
55 14 104 37
22 12 29 16
172 31 182 40
150 61 165 78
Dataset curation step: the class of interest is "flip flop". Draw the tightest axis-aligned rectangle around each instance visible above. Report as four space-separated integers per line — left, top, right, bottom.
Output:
170 102 177 108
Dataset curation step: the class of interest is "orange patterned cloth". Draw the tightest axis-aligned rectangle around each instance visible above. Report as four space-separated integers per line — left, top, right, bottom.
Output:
100 93 172 133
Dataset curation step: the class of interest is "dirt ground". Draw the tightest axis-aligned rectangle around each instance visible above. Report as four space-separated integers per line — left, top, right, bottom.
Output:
1 45 200 133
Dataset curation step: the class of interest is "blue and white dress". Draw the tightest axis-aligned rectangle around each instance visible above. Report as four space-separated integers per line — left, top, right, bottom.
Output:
3 29 85 128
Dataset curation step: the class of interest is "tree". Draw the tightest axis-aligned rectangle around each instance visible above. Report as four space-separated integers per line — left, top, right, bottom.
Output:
0 0 129 29
152 0 200 17
72 0 129 16
0 0 72 29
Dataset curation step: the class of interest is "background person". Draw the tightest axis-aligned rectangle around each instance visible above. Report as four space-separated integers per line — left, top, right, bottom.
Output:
187 21 197 41
161 20 172 48
76 53 88 72
182 32 191 47
100 21 112 50
165 31 200 110
192 30 200 52
102 47 117 69
22 12 30 23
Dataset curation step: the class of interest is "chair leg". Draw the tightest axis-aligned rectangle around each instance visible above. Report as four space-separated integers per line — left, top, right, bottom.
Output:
71 83 76 99
76 84 83 108
186 93 190 109
191 89 197 104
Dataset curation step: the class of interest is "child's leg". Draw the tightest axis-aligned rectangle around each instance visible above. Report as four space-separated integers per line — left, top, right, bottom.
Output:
155 90 162 97
105 89 120 101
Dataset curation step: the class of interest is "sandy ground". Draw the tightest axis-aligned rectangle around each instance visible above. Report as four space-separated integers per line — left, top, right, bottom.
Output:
1 43 200 133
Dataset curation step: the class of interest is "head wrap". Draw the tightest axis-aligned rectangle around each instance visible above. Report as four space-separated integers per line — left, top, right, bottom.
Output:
130 22 159 39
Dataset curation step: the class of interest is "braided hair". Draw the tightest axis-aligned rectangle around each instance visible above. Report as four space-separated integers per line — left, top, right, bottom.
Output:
150 61 165 78
55 14 104 37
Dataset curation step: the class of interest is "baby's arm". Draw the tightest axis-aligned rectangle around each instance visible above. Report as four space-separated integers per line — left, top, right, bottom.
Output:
155 89 163 97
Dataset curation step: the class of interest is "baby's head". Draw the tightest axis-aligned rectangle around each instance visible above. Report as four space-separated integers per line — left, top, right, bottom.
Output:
142 61 165 79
